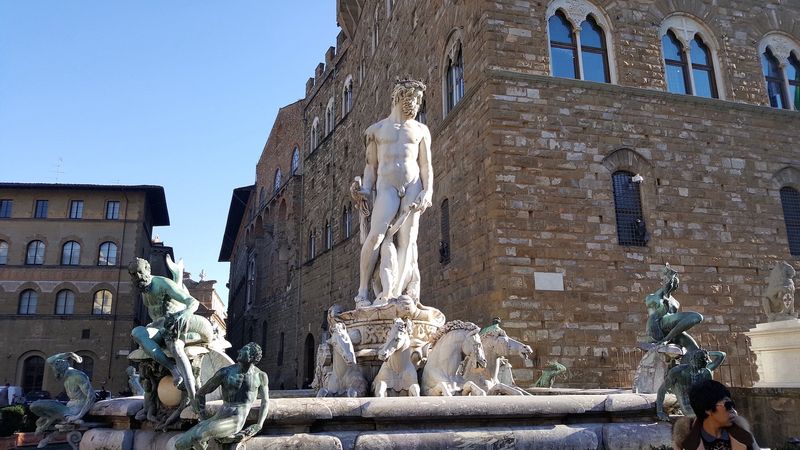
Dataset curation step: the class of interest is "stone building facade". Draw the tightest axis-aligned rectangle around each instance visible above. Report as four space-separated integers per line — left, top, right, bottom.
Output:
223 0 800 388
0 183 169 395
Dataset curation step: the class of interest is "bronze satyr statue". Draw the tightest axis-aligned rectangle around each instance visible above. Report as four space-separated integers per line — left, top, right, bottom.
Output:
30 353 95 448
644 265 702 352
175 342 269 450
655 348 725 421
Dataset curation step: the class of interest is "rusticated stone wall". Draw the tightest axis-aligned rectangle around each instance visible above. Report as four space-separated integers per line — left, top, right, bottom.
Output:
225 0 800 388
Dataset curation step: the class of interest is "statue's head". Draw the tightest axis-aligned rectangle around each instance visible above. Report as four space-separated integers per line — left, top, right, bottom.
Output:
391 78 426 119
50 352 82 380
686 349 709 370
128 258 152 289
238 342 263 364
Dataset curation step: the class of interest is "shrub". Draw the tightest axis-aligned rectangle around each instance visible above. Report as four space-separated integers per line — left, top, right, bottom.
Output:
0 405 26 437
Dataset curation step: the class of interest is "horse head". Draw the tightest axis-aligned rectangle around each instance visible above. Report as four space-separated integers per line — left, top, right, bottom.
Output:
378 318 412 361
462 328 487 368
483 329 533 360
328 322 357 365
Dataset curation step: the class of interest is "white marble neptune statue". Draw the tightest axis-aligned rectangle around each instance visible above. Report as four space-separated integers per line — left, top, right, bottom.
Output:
351 78 433 308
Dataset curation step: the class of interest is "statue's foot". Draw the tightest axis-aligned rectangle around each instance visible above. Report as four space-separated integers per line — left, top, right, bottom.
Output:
354 295 371 309
171 371 185 390
372 296 389 307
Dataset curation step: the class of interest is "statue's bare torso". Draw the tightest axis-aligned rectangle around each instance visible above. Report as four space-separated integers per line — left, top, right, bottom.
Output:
368 118 426 195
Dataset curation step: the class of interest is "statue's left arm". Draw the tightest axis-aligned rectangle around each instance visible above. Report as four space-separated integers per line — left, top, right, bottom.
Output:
414 125 433 212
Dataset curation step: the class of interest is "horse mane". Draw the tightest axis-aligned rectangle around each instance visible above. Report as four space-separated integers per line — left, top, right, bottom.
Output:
428 320 479 348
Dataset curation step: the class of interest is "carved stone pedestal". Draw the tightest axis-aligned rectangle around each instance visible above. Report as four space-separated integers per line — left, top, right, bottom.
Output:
632 343 683 394
746 319 800 387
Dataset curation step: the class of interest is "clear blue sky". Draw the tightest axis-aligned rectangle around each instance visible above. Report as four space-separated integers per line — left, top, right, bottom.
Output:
0 1 339 301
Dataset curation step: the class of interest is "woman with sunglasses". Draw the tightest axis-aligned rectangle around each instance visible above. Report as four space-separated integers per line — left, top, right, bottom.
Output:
672 379 760 449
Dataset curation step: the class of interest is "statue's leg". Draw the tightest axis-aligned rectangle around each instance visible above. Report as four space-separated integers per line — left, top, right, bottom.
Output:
132 326 179 376
408 383 420 397
659 312 702 347
394 181 422 297
168 339 195 399
374 380 388 397
375 238 397 305
356 188 400 303
30 401 69 434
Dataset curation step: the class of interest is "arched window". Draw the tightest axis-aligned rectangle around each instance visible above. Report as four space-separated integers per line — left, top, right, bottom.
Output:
690 35 717 98
26 240 45 265
278 332 285 365
325 220 333 250
21 355 45 392
415 98 427 124
274 168 282 192
662 31 690 95
342 206 352 239
19 290 38 314
342 76 354 116
73 355 94 381
763 48 787 108
580 16 610 83
660 15 722 99
780 187 800 256
549 11 578 79
311 117 320 149
440 199 451 264
55 289 75 315
325 98 335 134
372 9 379 55
0 240 8 265
261 321 268 352
759 34 800 110
546 1 614 83
93 290 113 315
308 228 316 260
291 147 300 175
98 242 118 266
790 53 800 111
61 241 81 265
304 334 316 387
612 171 648 246
445 42 465 113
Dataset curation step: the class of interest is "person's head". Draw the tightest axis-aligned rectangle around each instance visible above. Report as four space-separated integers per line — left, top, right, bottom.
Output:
391 79 426 119
238 342 263 365
689 379 736 426
128 258 152 288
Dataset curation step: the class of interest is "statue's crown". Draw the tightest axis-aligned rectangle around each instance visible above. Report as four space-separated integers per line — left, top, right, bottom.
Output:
394 77 426 92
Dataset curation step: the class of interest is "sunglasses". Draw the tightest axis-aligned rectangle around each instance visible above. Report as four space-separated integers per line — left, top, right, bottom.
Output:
717 400 736 411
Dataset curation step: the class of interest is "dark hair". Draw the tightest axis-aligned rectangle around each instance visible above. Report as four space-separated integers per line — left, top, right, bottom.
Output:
242 342 263 364
689 379 731 420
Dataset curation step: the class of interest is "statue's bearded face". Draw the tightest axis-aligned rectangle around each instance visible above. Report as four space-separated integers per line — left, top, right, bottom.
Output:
128 260 152 289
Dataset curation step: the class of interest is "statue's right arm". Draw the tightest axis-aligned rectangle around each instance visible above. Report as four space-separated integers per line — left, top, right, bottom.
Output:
196 367 225 398
361 126 378 193
46 352 80 367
